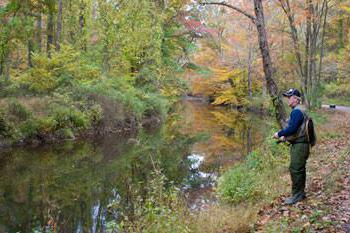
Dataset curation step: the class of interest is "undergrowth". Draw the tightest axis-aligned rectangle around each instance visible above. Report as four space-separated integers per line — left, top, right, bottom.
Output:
106 169 192 233
0 46 174 145
217 130 289 204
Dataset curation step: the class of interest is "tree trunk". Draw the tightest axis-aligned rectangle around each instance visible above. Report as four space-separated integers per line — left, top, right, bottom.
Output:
253 0 287 128
79 11 84 33
310 31 318 107
200 0 287 127
318 0 328 85
304 0 312 108
248 25 253 98
247 41 253 98
102 40 110 72
309 1 319 108
337 18 344 50
68 0 75 43
262 78 267 96
279 0 305 89
36 14 42 52
56 0 63 51
28 39 33 67
47 11 54 57
79 1 87 51
314 5 327 109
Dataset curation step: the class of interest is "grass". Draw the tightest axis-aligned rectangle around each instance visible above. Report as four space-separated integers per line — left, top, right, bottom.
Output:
189 204 256 233
217 133 290 204
322 97 350 107
309 110 328 125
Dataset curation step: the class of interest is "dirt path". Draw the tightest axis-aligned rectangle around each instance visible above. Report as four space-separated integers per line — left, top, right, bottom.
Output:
255 110 350 232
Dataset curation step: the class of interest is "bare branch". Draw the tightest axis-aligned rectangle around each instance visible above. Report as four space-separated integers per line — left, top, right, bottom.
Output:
199 1 256 24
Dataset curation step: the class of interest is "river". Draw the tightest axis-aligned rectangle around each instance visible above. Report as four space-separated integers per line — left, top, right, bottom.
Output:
0 100 270 232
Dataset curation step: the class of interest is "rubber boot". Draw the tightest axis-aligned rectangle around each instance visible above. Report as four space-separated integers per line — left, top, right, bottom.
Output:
285 192 306 205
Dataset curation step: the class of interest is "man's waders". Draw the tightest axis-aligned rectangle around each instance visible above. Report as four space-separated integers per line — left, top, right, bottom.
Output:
290 139 309 196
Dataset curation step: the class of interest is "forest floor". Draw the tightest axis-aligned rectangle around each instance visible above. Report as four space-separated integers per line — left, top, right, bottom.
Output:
255 109 350 232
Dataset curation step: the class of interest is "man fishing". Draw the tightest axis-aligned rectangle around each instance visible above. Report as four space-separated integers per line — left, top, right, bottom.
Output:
273 88 311 205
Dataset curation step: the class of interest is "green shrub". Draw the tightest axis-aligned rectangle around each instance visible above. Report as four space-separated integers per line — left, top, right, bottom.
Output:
88 104 103 124
246 150 264 170
20 119 40 138
324 82 350 99
7 99 32 121
37 117 58 135
19 117 61 139
0 80 21 97
0 111 11 138
83 77 149 120
70 111 89 129
116 171 191 233
18 45 102 94
51 106 89 129
0 110 20 140
51 106 72 128
141 92 169 119
217 165 259 204
217 129 289 204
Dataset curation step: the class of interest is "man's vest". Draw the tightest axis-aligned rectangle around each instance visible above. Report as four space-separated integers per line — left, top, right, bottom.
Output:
285 105 308 144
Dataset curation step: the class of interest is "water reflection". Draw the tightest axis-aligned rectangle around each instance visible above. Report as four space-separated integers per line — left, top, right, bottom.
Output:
176 100 268 210
176 100 267 171
0 100 268 232
182 154 217 191
0 127 192 232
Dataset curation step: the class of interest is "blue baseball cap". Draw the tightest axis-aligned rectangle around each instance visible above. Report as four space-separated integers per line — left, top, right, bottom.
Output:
282 88 301 97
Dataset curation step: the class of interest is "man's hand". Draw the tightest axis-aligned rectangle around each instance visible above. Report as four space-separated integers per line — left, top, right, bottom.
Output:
273 132 279 139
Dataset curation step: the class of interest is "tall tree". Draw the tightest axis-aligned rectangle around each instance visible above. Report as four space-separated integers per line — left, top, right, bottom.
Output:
277 0 330 108
56 0 63 51
0 16 10 80
79 4 85 50
46 3 55 57
36 14 42 52
247 24 254 98
199 0 287 127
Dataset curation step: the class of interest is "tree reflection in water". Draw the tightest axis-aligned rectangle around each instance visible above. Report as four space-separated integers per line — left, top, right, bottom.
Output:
0 100 268 232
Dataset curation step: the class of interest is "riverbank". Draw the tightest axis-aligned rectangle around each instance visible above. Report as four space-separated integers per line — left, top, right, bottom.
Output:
187 108 350 233
3 98 348 232
0 99 271 232
0 45 181 148
0 82 167 148
255 109 350 232
132 108 348 233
